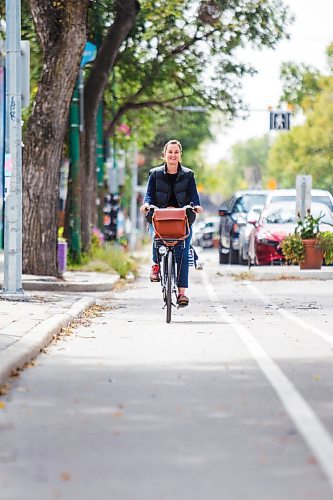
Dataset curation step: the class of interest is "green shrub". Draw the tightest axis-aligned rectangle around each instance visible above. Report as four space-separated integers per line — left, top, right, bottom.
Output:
317 231 333 265
67 241 137 278
281 233 305 264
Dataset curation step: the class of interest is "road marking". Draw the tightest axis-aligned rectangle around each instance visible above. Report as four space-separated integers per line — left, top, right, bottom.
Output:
203 272 333 490
245 282 333 348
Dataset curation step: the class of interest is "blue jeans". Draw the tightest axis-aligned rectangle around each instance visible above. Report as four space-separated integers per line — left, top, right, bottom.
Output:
150 224 192 289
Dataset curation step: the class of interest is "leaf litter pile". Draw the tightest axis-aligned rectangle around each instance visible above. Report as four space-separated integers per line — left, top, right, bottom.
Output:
53 304 111 341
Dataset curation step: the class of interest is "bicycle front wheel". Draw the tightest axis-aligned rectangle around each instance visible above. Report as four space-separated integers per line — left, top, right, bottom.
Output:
166 251 173 323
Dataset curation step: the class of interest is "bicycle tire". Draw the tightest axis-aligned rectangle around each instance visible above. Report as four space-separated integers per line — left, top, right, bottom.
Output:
166 251 173 323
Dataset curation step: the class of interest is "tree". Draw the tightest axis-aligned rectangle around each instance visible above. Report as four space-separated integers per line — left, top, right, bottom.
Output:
268 45 333 189
198 135 271 199
23 0 89 276
279 61 321 112
267 83 333 190
20 0 292 274
105 0 293 137
81 0 140 252
80 0 292 246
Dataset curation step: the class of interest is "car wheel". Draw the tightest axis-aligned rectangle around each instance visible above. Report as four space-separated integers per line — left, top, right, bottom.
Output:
239 249 248 265
219 248 229 264
229 247 239 264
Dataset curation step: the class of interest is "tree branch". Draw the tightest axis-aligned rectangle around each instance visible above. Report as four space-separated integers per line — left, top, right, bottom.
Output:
105 95 191 137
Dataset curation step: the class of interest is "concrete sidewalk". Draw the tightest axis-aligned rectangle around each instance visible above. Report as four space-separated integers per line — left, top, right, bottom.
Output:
196 247 333 280
0 252 120 387
215 263 333 280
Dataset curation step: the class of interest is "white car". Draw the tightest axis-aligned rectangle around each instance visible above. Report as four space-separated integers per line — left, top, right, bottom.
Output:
264 188 333 212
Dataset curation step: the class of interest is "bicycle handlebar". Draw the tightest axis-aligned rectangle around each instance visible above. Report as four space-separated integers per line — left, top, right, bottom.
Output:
145 203 198 212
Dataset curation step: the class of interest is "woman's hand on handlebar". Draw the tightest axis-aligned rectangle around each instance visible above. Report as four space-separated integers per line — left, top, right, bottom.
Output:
140 203 150 214
140 203 158 215
184 204 203 214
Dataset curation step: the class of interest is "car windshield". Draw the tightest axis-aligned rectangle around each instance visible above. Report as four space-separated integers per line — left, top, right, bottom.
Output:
262 202 333 225
312 196 333 211
270 194 333 211
233 194 267 213
263 204 296 224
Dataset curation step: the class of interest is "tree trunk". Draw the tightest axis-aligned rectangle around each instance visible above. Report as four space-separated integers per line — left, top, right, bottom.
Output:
23 0 89 275
81 0 139 252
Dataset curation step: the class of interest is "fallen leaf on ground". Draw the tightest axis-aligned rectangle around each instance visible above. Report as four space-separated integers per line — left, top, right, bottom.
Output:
0 383 11 395
60 472 71 481
111 411 123 417
0 401 6 409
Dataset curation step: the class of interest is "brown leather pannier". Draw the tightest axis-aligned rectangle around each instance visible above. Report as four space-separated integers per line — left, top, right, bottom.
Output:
153 208 188 239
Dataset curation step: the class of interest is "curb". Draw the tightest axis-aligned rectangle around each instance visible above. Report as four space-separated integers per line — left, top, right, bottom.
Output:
0 274 120 293
215 267 333 281
21 281 118 292
0 297 96 387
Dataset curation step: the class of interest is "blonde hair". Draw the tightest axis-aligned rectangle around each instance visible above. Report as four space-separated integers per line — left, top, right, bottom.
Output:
163 139 182 158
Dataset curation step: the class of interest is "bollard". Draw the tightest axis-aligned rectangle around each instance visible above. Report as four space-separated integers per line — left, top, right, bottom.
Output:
57 240 67 274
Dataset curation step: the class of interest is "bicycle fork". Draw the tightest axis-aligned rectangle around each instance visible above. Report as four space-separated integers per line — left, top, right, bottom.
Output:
159 248 177 309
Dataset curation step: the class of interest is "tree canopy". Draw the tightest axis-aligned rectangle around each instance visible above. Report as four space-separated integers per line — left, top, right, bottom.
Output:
105 0 293 142
267 78 333 190
266 45 333 190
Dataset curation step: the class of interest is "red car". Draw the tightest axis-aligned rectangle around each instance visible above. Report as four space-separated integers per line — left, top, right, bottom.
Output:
248 201 333 266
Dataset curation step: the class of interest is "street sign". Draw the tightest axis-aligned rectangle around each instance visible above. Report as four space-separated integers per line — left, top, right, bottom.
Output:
296 175 312 220
80 41 97 67
269 111 291 131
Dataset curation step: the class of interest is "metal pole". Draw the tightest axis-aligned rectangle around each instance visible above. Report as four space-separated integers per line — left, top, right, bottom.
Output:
129 146 138 252
2 0 24 298
68 81 82 264
96 102 104 230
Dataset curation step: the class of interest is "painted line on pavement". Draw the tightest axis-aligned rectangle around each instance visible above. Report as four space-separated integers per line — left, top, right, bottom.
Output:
203 272 333 491
245 282 333 348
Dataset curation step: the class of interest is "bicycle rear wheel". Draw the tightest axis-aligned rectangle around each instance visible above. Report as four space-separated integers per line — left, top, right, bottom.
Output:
166 251 173 323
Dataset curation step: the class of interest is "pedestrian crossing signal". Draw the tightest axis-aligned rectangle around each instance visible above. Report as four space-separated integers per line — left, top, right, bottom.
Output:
269 111 291 131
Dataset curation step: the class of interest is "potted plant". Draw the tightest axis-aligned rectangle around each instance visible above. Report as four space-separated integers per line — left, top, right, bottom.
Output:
281 211 333 269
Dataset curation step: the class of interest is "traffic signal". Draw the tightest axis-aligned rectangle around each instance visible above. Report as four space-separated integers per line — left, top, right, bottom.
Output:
269 111 291 131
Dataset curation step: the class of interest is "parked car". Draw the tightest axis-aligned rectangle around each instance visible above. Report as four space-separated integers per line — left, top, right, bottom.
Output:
200 217 220 248
264 188 333 212
218 190 268 264
248 201 333 266
238 204 264 264
192 220 205 247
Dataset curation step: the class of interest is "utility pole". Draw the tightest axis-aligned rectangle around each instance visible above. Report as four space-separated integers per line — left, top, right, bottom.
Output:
2 0 24 299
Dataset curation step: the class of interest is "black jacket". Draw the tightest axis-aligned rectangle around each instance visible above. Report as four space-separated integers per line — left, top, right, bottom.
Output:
144 163 200 208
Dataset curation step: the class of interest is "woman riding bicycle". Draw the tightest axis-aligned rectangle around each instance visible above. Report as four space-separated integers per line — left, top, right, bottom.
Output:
140 139 203 307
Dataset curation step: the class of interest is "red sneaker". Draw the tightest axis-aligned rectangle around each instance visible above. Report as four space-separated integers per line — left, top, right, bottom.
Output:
150 264 160 282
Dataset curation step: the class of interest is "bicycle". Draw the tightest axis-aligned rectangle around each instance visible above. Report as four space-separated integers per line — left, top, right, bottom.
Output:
147 204 196 323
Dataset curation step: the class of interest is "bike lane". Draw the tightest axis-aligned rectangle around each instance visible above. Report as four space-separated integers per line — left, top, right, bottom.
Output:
0 263 332 499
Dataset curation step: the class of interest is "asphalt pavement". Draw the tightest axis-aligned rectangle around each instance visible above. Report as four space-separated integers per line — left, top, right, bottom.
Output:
1 247 333 499
0 245 332 388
